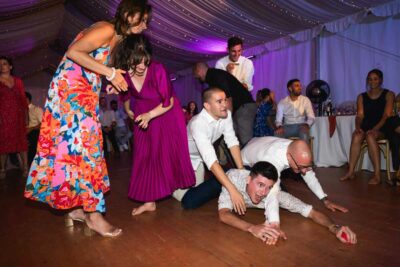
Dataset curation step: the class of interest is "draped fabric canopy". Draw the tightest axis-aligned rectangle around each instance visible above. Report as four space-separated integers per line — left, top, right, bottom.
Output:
0 0 395 75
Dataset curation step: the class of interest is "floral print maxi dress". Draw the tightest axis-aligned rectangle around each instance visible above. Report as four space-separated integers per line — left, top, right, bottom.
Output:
24 33 110 212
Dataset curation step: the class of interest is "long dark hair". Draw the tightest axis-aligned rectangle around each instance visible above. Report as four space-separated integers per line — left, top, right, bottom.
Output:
255 88 271 106
112 0 152 37
366 68 383 89
0 56 14 75
112 34 152 74
186 101 198 115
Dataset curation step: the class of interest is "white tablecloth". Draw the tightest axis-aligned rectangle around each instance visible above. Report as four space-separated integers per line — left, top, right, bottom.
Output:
310 115 393 171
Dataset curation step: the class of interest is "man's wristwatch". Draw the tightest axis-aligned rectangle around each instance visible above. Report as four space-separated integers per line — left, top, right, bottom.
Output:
321 196 328 202
329 224 342 234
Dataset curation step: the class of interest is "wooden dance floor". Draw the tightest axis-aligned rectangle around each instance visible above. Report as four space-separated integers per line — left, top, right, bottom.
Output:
1 153 399 267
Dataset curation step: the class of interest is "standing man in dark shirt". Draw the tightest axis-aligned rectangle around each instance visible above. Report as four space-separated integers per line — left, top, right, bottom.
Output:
193 62 257 146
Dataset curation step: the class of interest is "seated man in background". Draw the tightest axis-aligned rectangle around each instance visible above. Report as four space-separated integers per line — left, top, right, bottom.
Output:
219 161 357 245
110 100 130 152
275 79 315 142
26 92 43 165
99 97 119 157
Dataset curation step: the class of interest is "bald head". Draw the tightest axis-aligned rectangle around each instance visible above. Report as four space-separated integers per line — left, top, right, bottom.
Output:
287 140 313 174
193 62 209 81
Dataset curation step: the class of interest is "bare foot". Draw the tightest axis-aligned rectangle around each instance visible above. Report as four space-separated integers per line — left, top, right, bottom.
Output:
131 202 156 216
368 176 381 185
85 212 122 237
340 172 355 181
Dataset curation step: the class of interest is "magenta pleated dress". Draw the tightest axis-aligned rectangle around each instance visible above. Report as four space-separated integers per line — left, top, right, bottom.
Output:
122 61 195 202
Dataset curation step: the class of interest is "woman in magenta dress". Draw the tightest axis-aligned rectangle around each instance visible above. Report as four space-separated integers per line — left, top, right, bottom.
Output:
114 34 195 215
0 56 28 178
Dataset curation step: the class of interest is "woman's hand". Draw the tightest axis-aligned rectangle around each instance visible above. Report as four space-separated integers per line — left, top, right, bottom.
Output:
126 110 134 120
110 69 128 92
135 112 152 129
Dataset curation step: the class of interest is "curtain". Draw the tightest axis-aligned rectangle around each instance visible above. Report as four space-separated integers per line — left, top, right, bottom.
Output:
319 16 400 105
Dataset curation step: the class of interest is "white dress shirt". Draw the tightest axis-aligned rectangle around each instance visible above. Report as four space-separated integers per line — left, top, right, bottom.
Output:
275 95 315 127
114 107 127 127
215 55 255 91
28 103 43 128
188 109 239 170
99 109 116 127
241 136 327 223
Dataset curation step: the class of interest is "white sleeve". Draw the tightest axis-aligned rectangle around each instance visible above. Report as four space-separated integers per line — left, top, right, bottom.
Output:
263 179 281 223
215 59 225 70
37 107 43 122
218 185 233 210
222 112 240 149
305 98 315 126
243 60 254 91
190 120 218 170
302 171 327 200
275 102 284 127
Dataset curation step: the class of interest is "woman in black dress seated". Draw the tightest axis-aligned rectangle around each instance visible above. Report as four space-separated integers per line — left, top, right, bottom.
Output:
340 69 396 185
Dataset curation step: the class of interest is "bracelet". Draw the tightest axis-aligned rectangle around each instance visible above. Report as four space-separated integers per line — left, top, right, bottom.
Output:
106 67 116 81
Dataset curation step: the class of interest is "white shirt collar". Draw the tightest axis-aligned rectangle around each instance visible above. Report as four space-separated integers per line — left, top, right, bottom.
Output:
200 108 221 124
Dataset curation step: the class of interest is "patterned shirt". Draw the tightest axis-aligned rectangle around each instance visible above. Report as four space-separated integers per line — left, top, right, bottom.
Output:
218 169 267 210
218 168 313 221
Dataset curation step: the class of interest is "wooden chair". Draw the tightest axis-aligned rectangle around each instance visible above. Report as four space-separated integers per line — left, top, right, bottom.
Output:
356 139 391 182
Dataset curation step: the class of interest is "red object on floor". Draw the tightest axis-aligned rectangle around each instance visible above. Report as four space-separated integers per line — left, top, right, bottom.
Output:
341 231 348 242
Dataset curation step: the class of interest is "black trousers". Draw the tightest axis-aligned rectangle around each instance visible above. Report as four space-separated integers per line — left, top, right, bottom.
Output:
27 129 40 165
102 128 119 157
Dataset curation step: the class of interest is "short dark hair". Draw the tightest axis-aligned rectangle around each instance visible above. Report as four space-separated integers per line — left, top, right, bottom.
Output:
25 92 32 101
112 34 152 74
287 79 300 89
112 0 152 37
227 36 243 50
202 87 225 103
249 161 278 182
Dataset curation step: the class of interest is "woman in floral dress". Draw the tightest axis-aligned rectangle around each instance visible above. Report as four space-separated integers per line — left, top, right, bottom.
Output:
24 0 151 237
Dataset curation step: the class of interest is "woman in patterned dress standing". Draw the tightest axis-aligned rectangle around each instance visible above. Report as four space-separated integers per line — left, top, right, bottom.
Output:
24 0 151 237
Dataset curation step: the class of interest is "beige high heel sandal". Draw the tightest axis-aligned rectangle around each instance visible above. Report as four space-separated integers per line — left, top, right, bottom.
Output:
83 222 122 238
64 214 85 227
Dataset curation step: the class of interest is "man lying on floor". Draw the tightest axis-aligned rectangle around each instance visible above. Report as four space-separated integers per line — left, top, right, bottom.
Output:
218 161 357 245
